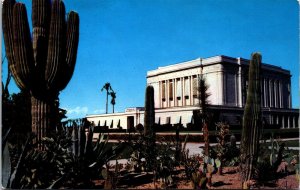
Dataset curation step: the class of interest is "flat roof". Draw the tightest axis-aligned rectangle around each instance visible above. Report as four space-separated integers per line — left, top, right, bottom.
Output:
147 55 290 77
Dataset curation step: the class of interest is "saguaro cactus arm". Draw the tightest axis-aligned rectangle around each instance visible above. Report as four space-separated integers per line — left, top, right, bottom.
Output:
58 11 79 91
3 0 26 89
45 0 66 88
32 0 51 72
13 3 34 89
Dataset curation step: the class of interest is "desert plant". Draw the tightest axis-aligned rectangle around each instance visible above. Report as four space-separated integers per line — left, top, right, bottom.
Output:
3 119 127 189
191 169 207 189
102 160 122 189
66 119 127 187
255 136 299 185
2 128 12 187
2 0 79 144
202 156 220 187
214 122 230 174
3 133 35 189
197 73 211 156
154 138 179 187
16 133 74 189
144 85 155 137
143 85 156 171
240 52 262 189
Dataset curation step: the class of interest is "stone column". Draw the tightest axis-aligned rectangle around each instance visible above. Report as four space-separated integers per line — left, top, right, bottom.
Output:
191 76 194 105
166 80 169 108
174 79 177 107
293 116 295 128
159 81 162 108
287 116 290 128
282 115 285 129
172 79 175 107
269 79 273 107
220 71 224 105
278 81 282 108
288 83 291 109
189 76 192 105
265 78 269 107
274 80 277 108
238 66 242 107
260 79 265 107
181 77 184 106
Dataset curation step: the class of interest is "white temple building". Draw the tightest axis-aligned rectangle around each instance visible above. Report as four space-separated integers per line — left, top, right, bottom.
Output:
86 55 299 130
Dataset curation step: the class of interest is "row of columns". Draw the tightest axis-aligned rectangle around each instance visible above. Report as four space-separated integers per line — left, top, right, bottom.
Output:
159 75 200 108
262 78 286 108
269 114 298 128
159 75 291 111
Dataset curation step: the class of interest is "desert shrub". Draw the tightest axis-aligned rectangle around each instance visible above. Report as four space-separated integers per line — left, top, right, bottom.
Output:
255 137 299 184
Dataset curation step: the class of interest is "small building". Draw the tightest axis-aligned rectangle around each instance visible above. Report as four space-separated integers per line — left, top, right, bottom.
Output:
86 55 299 130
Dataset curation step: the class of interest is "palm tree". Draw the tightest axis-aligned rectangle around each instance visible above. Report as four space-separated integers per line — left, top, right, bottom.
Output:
101 82 112 114
110 91 116 113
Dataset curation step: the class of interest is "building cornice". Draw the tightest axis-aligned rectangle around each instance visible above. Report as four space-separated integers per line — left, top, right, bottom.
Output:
147 55 291 78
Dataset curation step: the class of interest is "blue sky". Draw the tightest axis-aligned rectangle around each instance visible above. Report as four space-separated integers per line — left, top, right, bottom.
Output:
2 0 299 119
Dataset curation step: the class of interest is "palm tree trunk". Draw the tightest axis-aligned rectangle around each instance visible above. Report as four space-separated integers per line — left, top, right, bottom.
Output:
106 91 108 114
113 105 114 113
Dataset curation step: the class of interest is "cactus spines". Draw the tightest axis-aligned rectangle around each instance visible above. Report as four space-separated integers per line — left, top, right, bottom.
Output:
2 0 79 144
240 52 262 188
144 85 155 136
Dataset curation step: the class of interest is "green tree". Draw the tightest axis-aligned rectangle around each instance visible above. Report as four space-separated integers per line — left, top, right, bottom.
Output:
110 91 116 113
197 73 211 156
101 82 112 114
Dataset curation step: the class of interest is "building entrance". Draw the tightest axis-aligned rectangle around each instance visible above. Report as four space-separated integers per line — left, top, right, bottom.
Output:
127 116 134 130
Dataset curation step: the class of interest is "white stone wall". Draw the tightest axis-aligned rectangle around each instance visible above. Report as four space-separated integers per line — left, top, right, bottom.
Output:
87 55 296 129
147 56 292 109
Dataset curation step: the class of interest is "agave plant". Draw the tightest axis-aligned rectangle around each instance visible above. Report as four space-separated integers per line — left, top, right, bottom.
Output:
2 119 127 189
66 119 127 188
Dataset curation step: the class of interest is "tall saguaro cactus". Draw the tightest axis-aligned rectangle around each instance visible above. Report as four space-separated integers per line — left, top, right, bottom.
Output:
240 52 262 188
143 85 156 172
144 85 155 136
2 0 79 143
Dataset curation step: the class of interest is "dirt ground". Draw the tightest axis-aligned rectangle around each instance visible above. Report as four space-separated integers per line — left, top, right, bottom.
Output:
127 167 299 189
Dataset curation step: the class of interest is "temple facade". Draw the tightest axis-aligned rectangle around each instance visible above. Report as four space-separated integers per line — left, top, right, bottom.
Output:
86 55 298 130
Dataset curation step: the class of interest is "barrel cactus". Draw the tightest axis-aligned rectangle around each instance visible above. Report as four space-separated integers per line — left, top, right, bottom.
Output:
240 52 262 188
2 0 79 143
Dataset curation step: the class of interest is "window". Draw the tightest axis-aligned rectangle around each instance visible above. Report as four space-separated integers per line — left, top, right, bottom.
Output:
193 76 198 98
184 77 190 98
169 81 173 100
176 79 181 98
162 82 166 101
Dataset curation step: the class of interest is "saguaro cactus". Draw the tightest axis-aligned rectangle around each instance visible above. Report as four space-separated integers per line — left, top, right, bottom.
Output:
240 52 262 188
2 0 79 143
144 85 155 136
143 85 156 172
